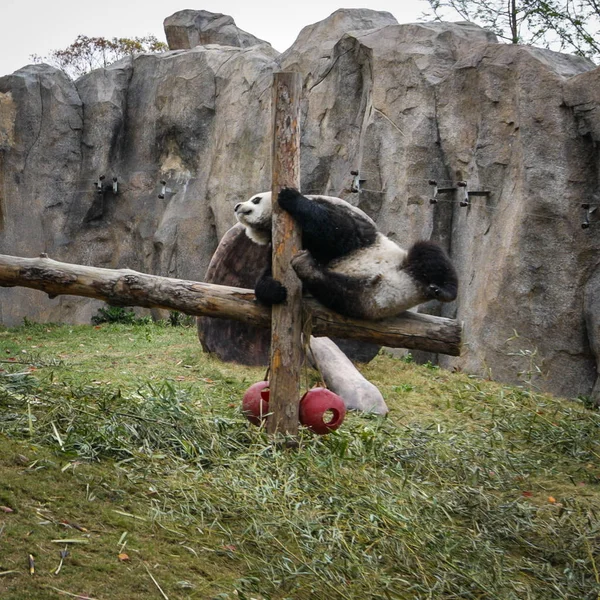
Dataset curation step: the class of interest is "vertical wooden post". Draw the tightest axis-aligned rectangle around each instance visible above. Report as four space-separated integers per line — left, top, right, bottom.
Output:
267 71 303 436
0 152 5 230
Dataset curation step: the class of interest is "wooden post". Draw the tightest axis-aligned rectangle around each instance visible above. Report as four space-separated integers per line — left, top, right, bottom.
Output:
267 72 303 436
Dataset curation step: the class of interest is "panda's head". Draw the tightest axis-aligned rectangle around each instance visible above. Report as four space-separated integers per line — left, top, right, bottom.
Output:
234 192 272 245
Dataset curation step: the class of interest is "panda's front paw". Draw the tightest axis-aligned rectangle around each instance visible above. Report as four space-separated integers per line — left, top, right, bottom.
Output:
291 250 318 279
278 187 301 210
255 275 288 305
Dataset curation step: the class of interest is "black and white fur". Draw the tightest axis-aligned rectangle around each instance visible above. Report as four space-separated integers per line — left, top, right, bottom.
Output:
234 188 458 320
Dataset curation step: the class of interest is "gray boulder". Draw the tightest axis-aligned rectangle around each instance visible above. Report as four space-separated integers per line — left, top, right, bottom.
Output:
584 266 600 406
0 36 280 324
164 10 270 50
0 64 101 323
433 43 596 397
280 8 399 83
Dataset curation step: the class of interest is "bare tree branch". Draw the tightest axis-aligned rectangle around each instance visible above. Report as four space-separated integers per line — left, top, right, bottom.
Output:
422 0 599 61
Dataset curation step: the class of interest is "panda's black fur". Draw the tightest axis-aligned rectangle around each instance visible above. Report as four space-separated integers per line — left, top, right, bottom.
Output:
234 188 458 320
278 188 378 263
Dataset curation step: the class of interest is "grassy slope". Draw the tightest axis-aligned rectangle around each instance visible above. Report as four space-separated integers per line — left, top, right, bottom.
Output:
0 321 599 600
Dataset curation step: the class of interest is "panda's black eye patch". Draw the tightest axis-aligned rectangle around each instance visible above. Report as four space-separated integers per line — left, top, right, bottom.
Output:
251 197 261 205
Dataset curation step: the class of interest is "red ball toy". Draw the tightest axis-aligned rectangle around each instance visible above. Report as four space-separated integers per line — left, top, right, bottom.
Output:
242 381 270 426
299 387 346 434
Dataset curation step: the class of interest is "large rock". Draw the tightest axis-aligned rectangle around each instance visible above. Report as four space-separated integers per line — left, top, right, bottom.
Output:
584 266 600 406
164 10 270 50
0 64 104 323
0 34 280 324
1 9 600 401
434 44 596 397
280 8 399 83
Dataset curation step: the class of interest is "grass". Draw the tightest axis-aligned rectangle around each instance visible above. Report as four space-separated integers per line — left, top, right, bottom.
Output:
0 320 599 599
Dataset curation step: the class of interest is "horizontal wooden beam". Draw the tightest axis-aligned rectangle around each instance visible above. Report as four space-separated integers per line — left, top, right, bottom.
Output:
0 253 462 356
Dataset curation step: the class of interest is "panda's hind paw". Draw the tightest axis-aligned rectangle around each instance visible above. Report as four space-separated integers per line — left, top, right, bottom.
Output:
428 283 456 302
407 241 458 303
428 284 442 298
291 250 318 279
255 276 288 305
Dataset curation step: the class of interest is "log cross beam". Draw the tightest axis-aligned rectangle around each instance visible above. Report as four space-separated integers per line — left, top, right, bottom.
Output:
0 253 463 355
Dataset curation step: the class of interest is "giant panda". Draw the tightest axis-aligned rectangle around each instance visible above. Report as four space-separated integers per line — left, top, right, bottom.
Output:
234 187 458 320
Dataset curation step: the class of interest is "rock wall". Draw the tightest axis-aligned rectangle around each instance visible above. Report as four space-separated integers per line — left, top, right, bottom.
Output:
0 9 599 401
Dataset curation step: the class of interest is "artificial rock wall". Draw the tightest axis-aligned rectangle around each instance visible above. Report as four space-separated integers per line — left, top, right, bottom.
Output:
1 9 599 401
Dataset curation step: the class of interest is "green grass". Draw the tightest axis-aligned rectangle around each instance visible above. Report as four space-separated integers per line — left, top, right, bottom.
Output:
0 321 599 599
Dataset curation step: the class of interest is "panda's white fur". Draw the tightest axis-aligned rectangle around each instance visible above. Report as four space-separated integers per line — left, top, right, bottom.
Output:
290 235 425 320
234 189 457 320
325 235 421 319
234 192 273 245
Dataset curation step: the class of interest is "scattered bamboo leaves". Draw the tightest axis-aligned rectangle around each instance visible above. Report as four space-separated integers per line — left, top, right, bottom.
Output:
144 563 169 600
117 531 128 547
54 546 68 575
112 510 146 521
0 321 599 599
46 586 98 600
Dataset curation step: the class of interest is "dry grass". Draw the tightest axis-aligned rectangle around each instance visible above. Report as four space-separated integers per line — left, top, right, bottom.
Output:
0 320 599 599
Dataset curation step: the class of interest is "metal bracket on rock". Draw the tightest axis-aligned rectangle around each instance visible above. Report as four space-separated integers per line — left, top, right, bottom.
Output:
158 180 170 199
93 175 119 195
350 170 367 193
428 179 456 204
581 203 598 229
428 179 490 207
158 180 182 199
457 180 469 207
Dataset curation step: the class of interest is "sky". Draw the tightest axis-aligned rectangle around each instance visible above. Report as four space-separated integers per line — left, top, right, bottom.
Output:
0 0 435 78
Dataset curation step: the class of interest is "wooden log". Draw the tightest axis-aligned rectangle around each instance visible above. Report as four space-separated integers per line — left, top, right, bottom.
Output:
307 307 461 355
0 253 462 355
268 72 303 436
309 337 389 415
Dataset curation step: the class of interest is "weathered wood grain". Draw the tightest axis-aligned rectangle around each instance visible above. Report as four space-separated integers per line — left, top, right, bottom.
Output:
268 72 304 435
0 253 462 355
